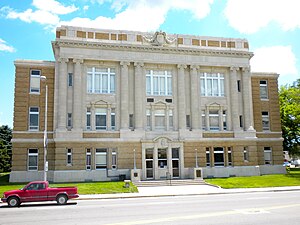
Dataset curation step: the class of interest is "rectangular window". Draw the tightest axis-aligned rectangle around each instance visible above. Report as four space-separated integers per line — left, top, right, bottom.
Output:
169 110 173 129
86 149 92 170
30 70 41 93
228 147 232 166
67 113 72 128
29 107 39 131
28 149 38 171
86 108 91 130
87 67 115 94
223 110 227 131
146 109 151 130
209 110 219 131
95 148 107 169
67 148 72 165
95 108 107 130
206 147 210 167
262 111 270 131
200 72 225 97
260 80 268 99
239 115 243 128
244 147 249 162
202 110 206 130
155 110 165 130
264 147 272 165
158 148 167 168
129 114 134 129
111 109 116 130
68 73 73 87
214 147 224 167
237 80 241 92
186 115 191 129
112 150 117 169
146 70 172 96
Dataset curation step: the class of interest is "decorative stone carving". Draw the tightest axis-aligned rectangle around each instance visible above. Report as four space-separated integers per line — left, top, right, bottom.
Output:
143 31 176 46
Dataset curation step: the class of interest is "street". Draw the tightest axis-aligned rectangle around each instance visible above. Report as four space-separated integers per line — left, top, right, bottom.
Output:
1 191 300 225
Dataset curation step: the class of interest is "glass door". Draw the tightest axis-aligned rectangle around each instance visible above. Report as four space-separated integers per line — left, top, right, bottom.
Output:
146 149 154 179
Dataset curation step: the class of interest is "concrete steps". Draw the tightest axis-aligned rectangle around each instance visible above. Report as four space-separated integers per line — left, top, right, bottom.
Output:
133 179 207 187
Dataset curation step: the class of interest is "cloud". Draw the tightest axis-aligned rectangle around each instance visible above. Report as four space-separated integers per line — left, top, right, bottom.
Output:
83 5 89 12
0 38 16 53
61 0 214 31
2 0 77 28
251 46 298 85
225 0 300 34
32 0 78 15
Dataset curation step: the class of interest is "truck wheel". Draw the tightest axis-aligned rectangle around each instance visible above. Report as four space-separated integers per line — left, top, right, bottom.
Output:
56 195 68 205
8 197 20 207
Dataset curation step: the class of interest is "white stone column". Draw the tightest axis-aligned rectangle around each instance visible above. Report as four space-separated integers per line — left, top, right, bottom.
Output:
190 65 199 130
73 58 83 130
230 67 240 131
177 64 187 130
120 61 130 129
57 58 68 130
242 67 254 130
134 62 144 130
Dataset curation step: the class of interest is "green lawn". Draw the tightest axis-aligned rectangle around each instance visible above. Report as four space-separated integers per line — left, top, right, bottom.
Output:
205 171 300 188
0 173 138 195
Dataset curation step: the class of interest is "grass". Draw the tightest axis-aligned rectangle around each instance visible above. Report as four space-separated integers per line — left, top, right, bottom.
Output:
0 173 138 195
205 170 300 189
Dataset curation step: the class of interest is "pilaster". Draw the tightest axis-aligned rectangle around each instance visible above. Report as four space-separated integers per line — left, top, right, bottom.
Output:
134 62 144 130
190 65 200 130
120 61 130 130
242 67 254 131
177 64 187 130
73 58 83 131
230 66 240 131
57 58 68 131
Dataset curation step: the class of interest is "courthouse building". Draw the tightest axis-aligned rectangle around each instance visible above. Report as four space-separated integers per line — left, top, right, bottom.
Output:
10 26 285 182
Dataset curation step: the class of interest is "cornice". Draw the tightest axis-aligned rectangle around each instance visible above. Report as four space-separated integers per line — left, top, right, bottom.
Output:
53 40 254 59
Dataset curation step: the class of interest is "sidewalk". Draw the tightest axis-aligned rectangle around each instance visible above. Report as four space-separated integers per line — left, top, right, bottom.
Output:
78 185 300 200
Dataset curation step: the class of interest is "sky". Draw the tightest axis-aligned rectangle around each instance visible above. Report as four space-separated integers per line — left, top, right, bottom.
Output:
0 0 299 128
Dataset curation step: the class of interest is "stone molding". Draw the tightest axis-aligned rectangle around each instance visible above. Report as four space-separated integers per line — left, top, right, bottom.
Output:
54 41 254 58
190 64 200 71
177 64 187 70
134 62 144 67
73 58 84 64
120 61 130 67
230 66 239 72
58 57 69 63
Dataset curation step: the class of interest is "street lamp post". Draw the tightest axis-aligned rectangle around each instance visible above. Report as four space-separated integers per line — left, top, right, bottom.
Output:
41 76 48 181
195 148 198 168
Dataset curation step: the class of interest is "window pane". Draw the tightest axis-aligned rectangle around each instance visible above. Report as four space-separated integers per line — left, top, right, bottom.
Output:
102 74 108 93
110 74 115 93
30 75 40 93
87 74 93 93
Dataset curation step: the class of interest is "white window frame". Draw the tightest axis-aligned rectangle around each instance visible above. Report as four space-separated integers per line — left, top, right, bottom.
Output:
87 67 115 94
95 108 107 130
30 70 41 93
146 70 172 96
228 147 232 166
29 107 39 131
28 149 38 171
264 147 272 165
67 148 72 166
214 147 224 167
209 109 219 131
243 147 249 162
262 111 270 131
112 151 117 169
154 110 166 130
86 108 91 130
86 149 92 170
95 148 107 170
260 80 268 100
200 72 225 97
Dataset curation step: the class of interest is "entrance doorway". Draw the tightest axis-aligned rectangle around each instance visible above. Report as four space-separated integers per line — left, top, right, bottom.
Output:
146 149 154 179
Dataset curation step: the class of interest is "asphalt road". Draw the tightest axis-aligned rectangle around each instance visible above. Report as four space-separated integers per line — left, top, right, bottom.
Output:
1 191 300 225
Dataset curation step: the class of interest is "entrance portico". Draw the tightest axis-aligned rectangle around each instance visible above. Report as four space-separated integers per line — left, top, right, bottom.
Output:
141 137 184 180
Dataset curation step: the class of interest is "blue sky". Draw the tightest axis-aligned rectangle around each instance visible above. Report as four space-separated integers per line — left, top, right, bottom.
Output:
0 0 299 128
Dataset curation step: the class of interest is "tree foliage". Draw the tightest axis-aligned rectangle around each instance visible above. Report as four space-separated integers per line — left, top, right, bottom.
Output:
279 79 300 157
0 125 12 172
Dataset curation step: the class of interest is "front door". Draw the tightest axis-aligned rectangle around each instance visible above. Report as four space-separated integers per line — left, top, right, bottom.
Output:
172 148 180 178
146 149 154 179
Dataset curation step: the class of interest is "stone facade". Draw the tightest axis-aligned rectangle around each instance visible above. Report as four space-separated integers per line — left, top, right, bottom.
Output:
10 26 284 182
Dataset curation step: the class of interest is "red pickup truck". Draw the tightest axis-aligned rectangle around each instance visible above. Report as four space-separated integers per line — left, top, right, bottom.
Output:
1 181 79 207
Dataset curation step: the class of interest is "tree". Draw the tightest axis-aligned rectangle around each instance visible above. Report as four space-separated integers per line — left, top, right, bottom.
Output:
0 125 12 172
279 79 300 157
